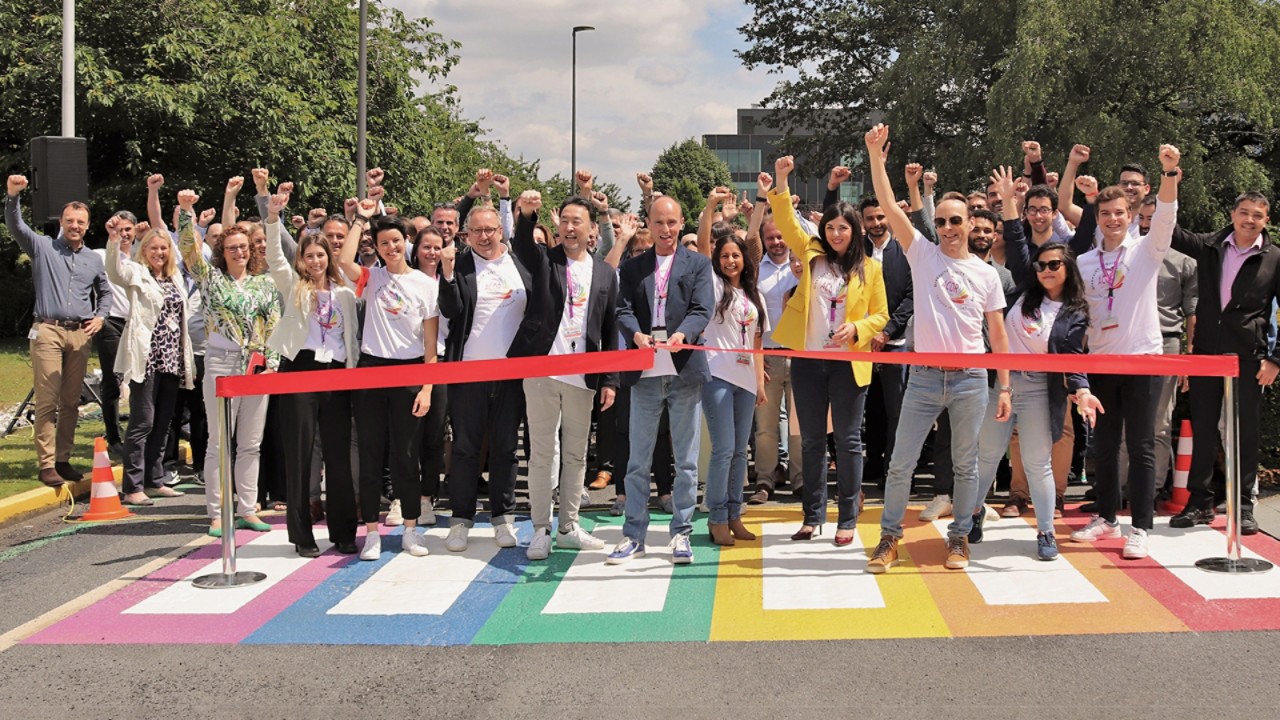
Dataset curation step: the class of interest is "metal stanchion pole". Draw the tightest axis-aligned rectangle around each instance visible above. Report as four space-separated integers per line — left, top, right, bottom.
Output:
1197 374 1272 573
194 396 268 589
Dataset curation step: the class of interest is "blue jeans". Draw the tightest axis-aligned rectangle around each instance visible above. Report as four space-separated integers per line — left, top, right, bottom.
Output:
976 373 1055 534
623 375 703 540
881 367 989 539
702 377 755 524
791 357 869 530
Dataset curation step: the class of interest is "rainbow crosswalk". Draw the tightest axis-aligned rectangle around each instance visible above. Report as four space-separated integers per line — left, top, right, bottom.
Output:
24 507 1280 647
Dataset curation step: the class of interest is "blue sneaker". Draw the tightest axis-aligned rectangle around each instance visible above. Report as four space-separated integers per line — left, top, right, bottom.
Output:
606 537 645 564
669 532 693 565
1037 532 1059 561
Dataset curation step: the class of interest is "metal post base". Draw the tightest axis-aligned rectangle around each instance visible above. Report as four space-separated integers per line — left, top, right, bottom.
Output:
1196 557 1274 574
192 571 268 589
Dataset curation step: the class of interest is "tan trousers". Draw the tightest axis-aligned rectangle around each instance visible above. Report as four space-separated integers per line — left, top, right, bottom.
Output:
1009 404 1074 501
754 355 803 490
30 323 91 468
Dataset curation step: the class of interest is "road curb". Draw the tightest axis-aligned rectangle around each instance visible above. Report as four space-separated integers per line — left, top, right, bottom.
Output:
0 466 123 528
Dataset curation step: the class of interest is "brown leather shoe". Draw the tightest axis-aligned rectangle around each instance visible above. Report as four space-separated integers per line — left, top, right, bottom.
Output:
588 471 611 490
54 461 83 482
728 518 756 541
39 468 65 487
708 522 735 546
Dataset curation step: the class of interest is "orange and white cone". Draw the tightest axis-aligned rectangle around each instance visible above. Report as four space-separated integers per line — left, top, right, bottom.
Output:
79 437 134 522
1164 419 1193 514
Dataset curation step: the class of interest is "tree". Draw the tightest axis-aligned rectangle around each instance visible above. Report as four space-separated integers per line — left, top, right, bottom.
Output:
738 0 1280 229
650 138 733 220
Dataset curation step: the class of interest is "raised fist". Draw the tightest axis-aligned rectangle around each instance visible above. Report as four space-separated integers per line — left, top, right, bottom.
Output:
277 181 295 196
441 242 457 276
366 167 384 188
493 174 511 197
343 198 358 216
904 163 923 185
177 189 199 212
775 155 795 177
1159 144 1181 172
757 172 774 195
225 176 244 195
308 208 327 225
590 190 608 213
864 124 889 155
367 184 386 203
7 175 28 197
356 198 378 219
475 168 493 188
384 205 399 217
133 221 151 236
636 172 654 194
251 168 270 193
197 208 217 227
146 174 165 191
290 215 306 229
517 189 542 216
267 193 288 218
105 216 122 238
1069 144 1091 165
1045 171 1060 189
575 169 593 190
923 170 938 189
1022 141 1042 163
829 165 852 191
1075 175 1099 199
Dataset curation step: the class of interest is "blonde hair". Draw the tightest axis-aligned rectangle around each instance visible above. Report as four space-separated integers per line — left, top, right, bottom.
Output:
291 234 346 313
136 228 179 280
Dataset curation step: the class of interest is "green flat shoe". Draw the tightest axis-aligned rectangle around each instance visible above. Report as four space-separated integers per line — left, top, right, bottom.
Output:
235 517 272 532
207 525 222 538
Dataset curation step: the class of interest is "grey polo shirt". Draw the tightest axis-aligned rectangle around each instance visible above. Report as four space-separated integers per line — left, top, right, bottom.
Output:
1157 248 1197 335
5 196 111 322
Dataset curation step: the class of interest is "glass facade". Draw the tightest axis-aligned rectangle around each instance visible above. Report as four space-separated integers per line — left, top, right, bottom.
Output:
713 148 763 175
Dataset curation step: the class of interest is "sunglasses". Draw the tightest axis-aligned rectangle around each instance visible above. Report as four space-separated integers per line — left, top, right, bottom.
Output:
933 215 966 228
433 202 457 210
1033 259 1065 272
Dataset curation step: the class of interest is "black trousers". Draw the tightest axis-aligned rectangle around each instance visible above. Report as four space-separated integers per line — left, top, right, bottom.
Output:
611 384 674 496
279 351 357 546
166 354 207 473
122 373 181 495
354 354 426 523
1187 356 1262 511
448 379 524 523
1090 374 1161 529
95 317 127 446
593 386 617 474
864 352 908 482
418 380 448 498
256 395 287 506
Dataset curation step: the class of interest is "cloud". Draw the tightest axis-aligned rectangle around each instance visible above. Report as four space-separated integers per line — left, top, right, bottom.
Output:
386 0 783 195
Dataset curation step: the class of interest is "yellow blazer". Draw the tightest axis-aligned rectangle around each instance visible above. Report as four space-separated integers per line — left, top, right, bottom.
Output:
767 189 889 386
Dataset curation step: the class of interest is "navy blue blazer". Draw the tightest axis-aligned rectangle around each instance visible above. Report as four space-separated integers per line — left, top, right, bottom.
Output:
615 246 713 387
1004 219 1091 442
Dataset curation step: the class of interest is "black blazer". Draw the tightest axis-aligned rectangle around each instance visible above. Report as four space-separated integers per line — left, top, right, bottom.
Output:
1172 225 1280 366
615 246 713 387
820 187 914 341
438 245 536 363
508 210 620 389
1005 218 1091 442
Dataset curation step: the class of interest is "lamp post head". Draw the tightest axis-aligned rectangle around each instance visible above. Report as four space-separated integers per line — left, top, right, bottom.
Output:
573 25 595 34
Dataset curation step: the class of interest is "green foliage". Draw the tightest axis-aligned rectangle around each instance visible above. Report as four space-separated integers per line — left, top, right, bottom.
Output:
540 174 631 214
650 138 733 221
738 0 1280 229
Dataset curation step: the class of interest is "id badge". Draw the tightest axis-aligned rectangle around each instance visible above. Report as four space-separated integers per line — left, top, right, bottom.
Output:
652 328 669 343
563 320 583 342
735 353 751 366
314 347 334 363
824 331 843 349
28 327 39 340
1101 316 1119 331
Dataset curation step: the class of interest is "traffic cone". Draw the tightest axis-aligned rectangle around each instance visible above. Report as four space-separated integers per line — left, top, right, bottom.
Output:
1164 419 1193 514
79 437 134 522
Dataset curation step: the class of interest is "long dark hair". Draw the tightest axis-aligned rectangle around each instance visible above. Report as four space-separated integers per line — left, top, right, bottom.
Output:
1021 242 1089 323
816 201 866 284
711 232 764 325
409 225 446 277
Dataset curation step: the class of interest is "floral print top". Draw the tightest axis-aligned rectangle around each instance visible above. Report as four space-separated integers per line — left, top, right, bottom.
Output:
179 211 280 372
145 277 186 377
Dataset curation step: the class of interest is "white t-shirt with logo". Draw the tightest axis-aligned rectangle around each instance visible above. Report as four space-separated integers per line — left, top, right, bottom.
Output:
463 250 527 361
643 252 678 379
549 255 595 389
304 290 347 363
705 276 769 392
906 231 1006 354
361 267 439 360
757 255 797 349
1006 297 1062 356
805 258 851 352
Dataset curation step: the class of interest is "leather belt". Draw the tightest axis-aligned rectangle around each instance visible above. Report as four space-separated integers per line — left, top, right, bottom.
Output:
36 317 84 330
921 365 966 372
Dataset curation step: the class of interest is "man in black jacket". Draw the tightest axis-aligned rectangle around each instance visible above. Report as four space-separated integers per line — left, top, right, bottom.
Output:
509 191 619 561
1169 191 1278 535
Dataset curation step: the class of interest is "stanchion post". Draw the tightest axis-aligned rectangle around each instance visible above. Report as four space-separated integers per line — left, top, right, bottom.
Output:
193 396 268 589
1197 373 1272 573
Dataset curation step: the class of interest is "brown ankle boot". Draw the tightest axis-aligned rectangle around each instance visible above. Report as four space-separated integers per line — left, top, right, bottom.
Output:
728 518 756 541
709 522 735 546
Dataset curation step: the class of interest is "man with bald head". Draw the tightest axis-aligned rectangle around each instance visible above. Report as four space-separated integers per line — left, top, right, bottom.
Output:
607 195 713 565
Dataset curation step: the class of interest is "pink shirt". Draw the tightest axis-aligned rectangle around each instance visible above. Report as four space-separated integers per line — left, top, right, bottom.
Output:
1220 233 1264 310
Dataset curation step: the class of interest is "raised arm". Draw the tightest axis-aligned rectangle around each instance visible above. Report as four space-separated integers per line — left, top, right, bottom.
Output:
698 186 733 258
337 199 375 284
637 172 654 216
1057 144 1090 226
905 162 924 213
145 174 168 231
1023 141 1048 186
823 165 850 212
864 125 916 253
509 190 543 271
743 173 769 265
4 176 41 257
604 214 636 270
589 190 613 256
104 217 142 288
1145 145 1181 259
220 176 243 228
495 174 514 241
263 193 295 295
993 166 1031 291
766 161 814 257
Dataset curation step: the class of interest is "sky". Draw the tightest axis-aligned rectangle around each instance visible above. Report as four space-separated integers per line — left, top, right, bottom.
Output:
388 0 783 196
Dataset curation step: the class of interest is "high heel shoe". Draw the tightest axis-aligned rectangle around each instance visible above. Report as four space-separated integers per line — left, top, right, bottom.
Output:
833 530 857 547
709 522 736 546
790 525 823 541
728 518 756 541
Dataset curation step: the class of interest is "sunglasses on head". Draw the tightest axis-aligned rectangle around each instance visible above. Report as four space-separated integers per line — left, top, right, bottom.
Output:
433 202 457 210
1034 259 1065 272
933 215 966 228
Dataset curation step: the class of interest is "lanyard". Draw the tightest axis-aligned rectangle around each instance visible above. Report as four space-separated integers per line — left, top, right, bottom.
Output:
826 271 847 324
738 289 753 348
655 255 673 320
566 263 576 320
1099 247 1125 313
316 291 337 347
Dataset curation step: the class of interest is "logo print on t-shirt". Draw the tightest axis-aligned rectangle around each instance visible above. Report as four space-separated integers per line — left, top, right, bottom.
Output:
1020 308 1044 337
1089 263 1127 295
934 271 971 305
376 278 409 316
481 272 517 309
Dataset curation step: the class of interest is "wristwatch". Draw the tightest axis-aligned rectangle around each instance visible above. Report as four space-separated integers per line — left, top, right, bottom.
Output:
997 385 1013 394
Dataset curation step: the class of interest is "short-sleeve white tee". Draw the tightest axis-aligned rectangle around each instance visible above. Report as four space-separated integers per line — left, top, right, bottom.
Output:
905 232 1005 354
361 267 439 360
705 276 768 392
463 250 527 361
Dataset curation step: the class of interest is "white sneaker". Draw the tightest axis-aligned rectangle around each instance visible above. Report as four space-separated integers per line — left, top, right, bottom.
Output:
920 494 953 521
984 504 1000 523
418 497 436 526
494 522 518 548
1122 528 1149 559
580 490 591 506
359 532 381 561
445 524 469 552
1070 515 1121 543
557 526 606 550
384 499 404 526
400 528 430 557
526 529 552 561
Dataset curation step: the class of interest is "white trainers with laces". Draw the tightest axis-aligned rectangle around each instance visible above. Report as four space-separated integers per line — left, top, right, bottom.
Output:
384 499 404 526
526 529 552 561
1122 528 1149 559
557 526 606 550
445 524 469 552
1070 515 1121 543
920 494 953 521
400 528 430 557
359 532 382 561
494 522 518 548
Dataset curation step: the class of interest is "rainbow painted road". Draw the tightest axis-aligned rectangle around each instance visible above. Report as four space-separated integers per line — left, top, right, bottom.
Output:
25 507 1280 647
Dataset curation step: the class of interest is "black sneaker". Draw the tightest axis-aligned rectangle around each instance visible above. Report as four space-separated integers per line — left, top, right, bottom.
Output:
1241 508 1259 536
968 510 985 544
1169 505 1215 529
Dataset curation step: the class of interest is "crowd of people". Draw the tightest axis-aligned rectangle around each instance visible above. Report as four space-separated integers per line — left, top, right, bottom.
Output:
5 121 1276 571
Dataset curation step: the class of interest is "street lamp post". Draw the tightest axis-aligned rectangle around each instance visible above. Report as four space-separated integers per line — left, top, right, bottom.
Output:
356 0 368 198
571 25 595 184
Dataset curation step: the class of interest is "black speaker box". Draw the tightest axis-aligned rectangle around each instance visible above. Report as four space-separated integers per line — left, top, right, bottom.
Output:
30 136 89 222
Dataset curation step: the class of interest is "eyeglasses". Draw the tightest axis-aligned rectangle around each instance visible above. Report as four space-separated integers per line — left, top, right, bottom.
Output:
470 227 501 236
224 244 251 254
934 216 966 228
1025 207 1054 217
1119 180 1145 188
1033 259 1065 272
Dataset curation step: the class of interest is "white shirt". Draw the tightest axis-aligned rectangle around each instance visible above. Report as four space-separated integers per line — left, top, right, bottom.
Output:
549 255 595 389
905 231 1006 354
463 250 527 361
1077 200 1176 354
361 267 439 360
806 258 852 352
94 247 131 318
705 276 768 392
868 236 905 346
303 290 347 363
1006 297 1062 355
757 254 797 349
643 252 678 379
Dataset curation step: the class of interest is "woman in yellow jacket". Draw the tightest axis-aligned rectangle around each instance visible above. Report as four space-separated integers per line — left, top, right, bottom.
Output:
766 156 888 545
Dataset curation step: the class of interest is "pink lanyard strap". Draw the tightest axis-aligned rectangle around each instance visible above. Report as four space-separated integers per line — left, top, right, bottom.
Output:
566 263 576 319
1099 247 1125 313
